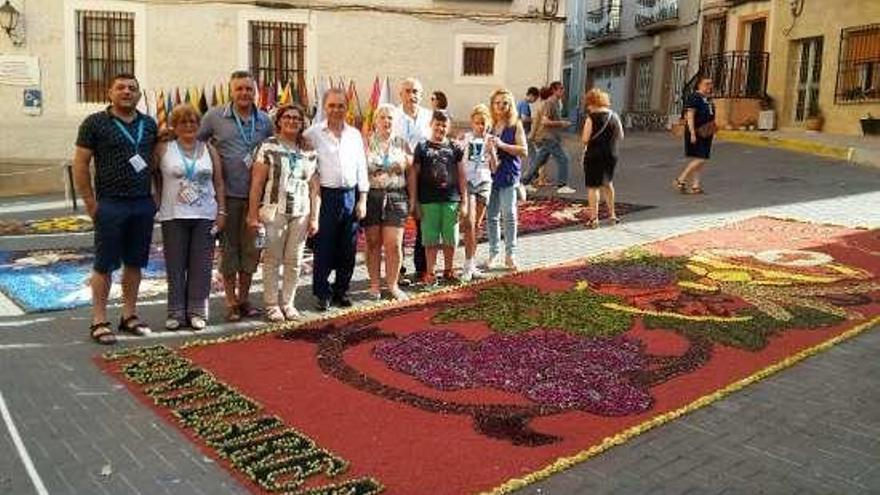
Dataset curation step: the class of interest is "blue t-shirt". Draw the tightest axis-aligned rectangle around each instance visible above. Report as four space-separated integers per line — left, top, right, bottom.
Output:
516 100 532 134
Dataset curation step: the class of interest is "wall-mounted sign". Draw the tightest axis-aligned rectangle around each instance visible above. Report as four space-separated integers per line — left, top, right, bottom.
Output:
23 88 42 116
0 55 39 86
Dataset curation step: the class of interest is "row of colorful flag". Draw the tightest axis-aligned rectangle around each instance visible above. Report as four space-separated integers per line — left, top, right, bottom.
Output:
138 76 395 133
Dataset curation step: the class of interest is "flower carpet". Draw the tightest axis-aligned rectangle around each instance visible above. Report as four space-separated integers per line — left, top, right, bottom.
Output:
0 215 92 236
0 198 651 313
382 198 652 249
100 217 880 494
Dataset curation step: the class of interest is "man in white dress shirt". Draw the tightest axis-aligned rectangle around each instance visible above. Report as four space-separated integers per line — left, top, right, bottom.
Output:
393 77 432 282
305 88 369 311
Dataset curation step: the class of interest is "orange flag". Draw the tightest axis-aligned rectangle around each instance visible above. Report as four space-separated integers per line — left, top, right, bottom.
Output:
156 90 167 130
362 76 381 135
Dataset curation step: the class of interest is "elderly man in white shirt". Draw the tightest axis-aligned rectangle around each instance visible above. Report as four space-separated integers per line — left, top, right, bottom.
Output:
393 77 432 282
305 88 369 311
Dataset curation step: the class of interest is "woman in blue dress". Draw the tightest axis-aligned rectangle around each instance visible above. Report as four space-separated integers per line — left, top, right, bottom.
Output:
674 77 715 194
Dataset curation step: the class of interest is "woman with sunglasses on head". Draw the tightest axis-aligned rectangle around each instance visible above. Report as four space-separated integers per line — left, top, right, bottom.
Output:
155 104 226 332
247 104 318 321
483 88 528 272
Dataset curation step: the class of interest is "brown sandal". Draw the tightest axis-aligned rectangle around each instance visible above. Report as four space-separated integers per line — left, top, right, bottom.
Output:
238 301 261 318
118 315 152 336
673 179 688 193
90 322 117 345
688 185 705 194
225 306 241 322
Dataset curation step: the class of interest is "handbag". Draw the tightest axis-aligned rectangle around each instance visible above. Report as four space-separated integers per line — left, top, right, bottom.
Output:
258 203 278 223
696 121 718 139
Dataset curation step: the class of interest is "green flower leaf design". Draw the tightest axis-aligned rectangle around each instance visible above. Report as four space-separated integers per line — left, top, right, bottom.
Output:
644 307 844 351
435 283 632 337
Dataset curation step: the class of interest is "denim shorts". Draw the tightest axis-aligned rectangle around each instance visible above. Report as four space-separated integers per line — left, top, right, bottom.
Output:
93 197 156 273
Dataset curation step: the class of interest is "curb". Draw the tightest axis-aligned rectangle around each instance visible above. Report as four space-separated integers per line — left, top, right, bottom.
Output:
716 130 856 162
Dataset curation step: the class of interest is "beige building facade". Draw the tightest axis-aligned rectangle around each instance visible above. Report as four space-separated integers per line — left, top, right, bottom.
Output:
0 0 565 176
766 0 880 135
565 0 701 129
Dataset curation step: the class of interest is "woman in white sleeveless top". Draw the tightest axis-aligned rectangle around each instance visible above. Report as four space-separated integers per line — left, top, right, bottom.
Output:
156 105 226 331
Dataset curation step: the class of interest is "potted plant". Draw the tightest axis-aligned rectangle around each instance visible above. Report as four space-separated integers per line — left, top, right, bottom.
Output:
861 113 880 136
805 109 824 132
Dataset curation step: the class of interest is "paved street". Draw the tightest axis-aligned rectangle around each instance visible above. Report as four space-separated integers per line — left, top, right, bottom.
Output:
1 132 879 495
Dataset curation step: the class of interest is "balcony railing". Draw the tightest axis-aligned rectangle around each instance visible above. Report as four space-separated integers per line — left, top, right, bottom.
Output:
699 51 769 98
585 4 621 44
635 0 679 31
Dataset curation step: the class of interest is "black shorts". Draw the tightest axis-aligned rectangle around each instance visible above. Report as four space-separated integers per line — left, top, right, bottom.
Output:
362 189 409 228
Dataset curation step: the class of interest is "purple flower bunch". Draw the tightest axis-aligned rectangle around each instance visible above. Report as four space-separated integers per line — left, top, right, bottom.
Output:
374 330 653 416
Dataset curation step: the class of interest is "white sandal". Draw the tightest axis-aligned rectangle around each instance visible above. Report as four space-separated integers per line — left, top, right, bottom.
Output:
266 306 285 322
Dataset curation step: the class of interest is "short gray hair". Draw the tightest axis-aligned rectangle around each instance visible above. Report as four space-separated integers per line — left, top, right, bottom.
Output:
229 70 254 81
322 87 346 105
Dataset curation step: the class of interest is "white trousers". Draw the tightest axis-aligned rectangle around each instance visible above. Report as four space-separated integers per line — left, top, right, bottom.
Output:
262 214 309 309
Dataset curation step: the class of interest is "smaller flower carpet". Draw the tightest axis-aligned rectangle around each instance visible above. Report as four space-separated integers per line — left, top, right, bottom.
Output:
0 215 93 236
101 217 880 494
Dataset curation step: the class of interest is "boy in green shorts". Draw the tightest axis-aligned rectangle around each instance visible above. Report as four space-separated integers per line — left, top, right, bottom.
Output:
411 110 468 284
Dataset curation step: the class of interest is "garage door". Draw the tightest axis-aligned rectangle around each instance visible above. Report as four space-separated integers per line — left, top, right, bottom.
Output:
589 64 626 113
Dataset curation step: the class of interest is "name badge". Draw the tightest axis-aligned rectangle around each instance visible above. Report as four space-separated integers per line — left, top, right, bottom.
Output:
243 153 254 168
129 154 148 173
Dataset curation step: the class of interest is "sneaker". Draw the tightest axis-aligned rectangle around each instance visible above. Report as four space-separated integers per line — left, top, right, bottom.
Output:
556 185 577 194
188 316 207 331
165 318 182 331
389 286 410 301
471 266 488 279
516 184 527 201
505 255 520 271
461 265 474 282
481 254 503 270
525 184 538 194
443 270 461 285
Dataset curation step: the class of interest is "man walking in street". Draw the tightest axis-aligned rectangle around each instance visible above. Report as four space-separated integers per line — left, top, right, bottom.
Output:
305 88 369 311
198 70 272 322
517 86 539 136
74 73 159 344
523 81 576 194
393 77 432 283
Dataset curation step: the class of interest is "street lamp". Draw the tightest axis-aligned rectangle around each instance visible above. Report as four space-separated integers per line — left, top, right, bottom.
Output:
0 0 24 46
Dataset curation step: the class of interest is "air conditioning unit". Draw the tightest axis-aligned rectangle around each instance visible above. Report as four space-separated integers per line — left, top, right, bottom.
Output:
758 110 776 130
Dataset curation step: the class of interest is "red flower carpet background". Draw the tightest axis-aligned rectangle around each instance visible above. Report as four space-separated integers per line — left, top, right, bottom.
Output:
102 217 880 495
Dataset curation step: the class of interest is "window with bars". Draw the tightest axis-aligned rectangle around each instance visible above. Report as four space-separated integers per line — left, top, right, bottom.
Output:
836 24 880 103
462 46 495 77
249 21 306 89
75 10 135 103
633 57 653 112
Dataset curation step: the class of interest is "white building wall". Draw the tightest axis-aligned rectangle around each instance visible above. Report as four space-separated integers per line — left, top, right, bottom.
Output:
0 0 563 165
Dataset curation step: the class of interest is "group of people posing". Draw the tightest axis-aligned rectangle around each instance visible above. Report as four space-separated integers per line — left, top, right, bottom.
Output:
76 68 704 345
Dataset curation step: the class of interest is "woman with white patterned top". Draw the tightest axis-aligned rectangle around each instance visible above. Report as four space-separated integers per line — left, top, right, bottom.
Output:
363 103 414 301
156 104 226 332
247 104 319 321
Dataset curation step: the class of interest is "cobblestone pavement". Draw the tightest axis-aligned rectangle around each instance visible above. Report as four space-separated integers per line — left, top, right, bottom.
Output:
1 133 879 495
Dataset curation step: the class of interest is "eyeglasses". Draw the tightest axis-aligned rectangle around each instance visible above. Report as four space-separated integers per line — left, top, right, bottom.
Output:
280 114 303 121
404 88 421 94
326 103 346 109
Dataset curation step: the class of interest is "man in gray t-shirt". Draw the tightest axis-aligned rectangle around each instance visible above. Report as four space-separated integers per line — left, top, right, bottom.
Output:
197 70 272 320
523 81 576 194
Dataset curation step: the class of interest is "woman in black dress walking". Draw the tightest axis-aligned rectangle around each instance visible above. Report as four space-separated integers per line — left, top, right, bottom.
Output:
581 88 624 229
675 77 716 194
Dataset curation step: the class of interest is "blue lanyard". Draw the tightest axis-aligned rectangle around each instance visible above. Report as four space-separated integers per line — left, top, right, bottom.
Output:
233 110 256 145
174 141 198 180
112 118 144 151
373 136 392 169
280 143 302 175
